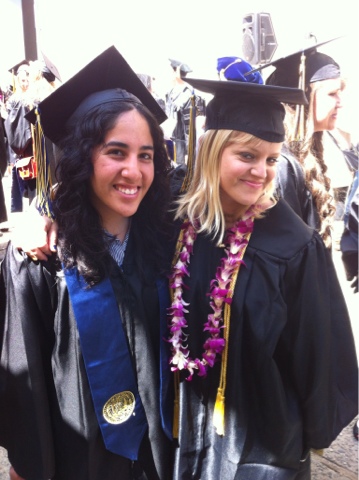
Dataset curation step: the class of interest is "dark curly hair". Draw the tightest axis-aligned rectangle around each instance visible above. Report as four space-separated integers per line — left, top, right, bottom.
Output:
53 100 172 285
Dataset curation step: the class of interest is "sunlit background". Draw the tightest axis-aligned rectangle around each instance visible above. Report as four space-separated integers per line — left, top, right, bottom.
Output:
1 0 358 138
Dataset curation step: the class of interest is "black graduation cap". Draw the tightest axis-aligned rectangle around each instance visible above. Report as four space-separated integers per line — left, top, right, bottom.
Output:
41 51 62 82
26 45 167 144
169 58 192 73
8 60 30 75
248 37 342 89
185 77 308 142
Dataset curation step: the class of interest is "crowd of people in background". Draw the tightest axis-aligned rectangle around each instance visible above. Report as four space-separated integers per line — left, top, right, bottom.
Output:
0 56 61 232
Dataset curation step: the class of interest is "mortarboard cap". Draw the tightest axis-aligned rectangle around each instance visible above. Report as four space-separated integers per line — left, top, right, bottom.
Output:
8 60 30 75
185 78 308 143
26 46 167 144
169 58 192 73
41 51 62 82
247 37 342 89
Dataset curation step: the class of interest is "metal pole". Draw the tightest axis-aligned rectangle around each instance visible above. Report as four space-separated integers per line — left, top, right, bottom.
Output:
21 0 38 60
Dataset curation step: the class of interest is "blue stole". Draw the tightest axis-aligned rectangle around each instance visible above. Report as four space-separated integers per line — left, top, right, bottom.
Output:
64 268 147 460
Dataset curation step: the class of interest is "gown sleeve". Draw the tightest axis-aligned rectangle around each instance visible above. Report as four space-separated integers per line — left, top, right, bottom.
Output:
0 242 57 479
279 232 358 450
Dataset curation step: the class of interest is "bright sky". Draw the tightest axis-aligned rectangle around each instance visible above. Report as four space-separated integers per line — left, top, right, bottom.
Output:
1 0 358 136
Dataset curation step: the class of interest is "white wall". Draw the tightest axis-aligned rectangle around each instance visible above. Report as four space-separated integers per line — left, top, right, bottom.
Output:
0 0 25 86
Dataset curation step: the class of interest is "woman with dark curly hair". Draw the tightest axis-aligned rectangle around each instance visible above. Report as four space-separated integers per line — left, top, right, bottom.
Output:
0 47 174 480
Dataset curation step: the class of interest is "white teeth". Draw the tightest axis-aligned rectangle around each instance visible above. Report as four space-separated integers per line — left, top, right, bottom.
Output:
115 186 137 194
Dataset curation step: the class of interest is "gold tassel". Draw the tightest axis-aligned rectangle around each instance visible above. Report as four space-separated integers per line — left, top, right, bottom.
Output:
294 52 306 142
213 387 225 435
173 140 177 165
312 449 324 456
212 227 254 436
180 95 196 193
11 69 16 93
33 107 54 218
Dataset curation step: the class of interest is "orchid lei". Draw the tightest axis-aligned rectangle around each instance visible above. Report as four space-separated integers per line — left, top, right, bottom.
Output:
168 208 255 381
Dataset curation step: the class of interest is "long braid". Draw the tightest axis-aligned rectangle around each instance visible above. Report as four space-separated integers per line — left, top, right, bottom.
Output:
284 96 335 248
303 131 335 247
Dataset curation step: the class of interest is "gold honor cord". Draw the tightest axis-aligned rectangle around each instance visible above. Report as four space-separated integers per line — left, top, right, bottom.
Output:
212 229 252 436
172 226 253 438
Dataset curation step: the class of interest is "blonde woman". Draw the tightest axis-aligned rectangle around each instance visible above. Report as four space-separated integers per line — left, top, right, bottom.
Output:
167 78 358 480
266 44 355 248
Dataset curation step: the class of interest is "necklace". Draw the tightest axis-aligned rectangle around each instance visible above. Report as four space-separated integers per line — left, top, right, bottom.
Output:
168 208 255 381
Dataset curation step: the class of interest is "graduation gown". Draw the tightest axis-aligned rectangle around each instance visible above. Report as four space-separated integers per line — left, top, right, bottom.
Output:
0 235 173 480
275 151 320 231
172 199 358 480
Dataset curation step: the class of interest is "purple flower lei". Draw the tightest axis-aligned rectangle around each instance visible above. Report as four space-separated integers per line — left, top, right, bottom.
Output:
168 209 255 381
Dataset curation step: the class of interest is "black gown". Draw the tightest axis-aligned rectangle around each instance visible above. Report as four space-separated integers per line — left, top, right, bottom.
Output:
0 119 8 224
275 150 319 231
0 235 173 480
172 199 358 480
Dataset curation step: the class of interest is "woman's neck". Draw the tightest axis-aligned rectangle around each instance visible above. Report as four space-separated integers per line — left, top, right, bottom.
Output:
104 217 130 242
224 209 246 229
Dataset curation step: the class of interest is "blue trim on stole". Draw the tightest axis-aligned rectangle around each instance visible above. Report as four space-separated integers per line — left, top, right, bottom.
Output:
157 277 174 440
64 268 148 460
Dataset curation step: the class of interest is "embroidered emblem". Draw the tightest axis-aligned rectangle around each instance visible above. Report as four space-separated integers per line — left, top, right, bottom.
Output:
103 391 136 424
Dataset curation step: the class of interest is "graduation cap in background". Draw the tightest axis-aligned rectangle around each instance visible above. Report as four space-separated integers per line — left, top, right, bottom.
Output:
169 58 192 73
8 59 30 75
8 60 30 92
246 36 342 90
26 45 168 217
41 51 62 83
247 37 342 142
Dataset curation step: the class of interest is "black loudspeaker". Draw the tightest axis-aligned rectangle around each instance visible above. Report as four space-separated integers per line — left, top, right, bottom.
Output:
242 13 278 66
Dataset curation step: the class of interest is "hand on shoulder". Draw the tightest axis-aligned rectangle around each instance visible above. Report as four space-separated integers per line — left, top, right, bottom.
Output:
12 208 58 261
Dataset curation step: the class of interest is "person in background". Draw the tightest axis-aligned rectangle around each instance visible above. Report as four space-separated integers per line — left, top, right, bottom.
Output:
340 165 358 294
10 62 30 94
264 39 355 249
28 55 63 184
137 73 166 112
166 75 358 479
164 58 204 166
137 72 175 165
4 61 35 213
0 46 174 480
3 56 62 215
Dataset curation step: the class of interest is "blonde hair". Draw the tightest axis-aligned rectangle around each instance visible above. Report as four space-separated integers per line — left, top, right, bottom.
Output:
175 130 277 243
284 78 346 247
